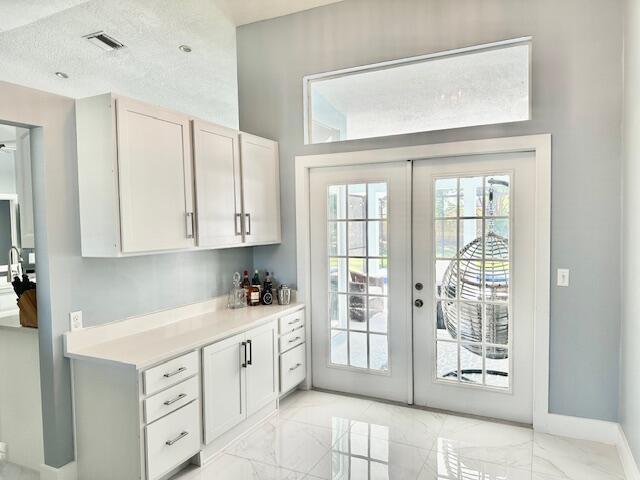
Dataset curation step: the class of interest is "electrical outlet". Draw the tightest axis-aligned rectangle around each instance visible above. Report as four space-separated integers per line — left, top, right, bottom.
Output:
69 311 83 331
28 252 36 264
557 268 570 287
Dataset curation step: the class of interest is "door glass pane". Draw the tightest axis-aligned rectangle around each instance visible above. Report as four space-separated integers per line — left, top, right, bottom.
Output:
432 174 512 391
328 185 347 220
348 221 366 256
331 330 348 365
459 176 484 217
348 184 366 219
368 183 388 219
437 341 458 381
349 332 368 368
328 221 347 256
328 181 390 373
368 220 387 257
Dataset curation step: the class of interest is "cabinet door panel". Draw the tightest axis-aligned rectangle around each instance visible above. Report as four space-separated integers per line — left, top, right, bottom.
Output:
202 333 246 444
245 321 278 416
116 98 195 253
193 121 243 248
240 134 281 245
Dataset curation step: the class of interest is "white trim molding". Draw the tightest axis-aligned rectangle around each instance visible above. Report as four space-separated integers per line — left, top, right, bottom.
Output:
295 134 552 427
617 425 640 480
40 461 77 480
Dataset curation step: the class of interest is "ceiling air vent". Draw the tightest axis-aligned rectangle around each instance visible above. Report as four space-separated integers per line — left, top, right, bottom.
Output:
83 31 126 51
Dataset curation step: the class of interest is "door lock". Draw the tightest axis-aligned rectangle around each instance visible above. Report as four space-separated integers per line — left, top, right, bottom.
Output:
414 299 424 308
415 282 423 291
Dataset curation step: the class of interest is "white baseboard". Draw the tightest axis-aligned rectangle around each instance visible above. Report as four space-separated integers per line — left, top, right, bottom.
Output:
617 425 640 480
40 461 77 480
536 413 620 444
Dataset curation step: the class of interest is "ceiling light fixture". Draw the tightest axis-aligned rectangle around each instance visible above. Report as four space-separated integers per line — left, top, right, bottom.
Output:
179 45 192 53
55 71 69 79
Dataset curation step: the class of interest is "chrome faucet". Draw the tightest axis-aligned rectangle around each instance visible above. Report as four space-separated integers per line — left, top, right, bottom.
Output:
6 246 23 282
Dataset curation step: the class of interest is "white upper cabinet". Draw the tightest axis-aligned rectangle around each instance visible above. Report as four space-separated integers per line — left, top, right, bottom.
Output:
76 93 281 256
192 120 243 248
116 97 195 253
240 133 281 246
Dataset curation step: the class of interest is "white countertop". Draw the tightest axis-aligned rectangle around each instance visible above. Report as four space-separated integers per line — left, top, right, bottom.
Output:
64 302 304 370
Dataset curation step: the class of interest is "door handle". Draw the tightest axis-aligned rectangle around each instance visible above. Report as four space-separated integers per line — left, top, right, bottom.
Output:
235 213 242 236
414 299 424 308
241 341 247 368
289 363 303 371
247 339 253 365
165 431 189 446
245 213 251 235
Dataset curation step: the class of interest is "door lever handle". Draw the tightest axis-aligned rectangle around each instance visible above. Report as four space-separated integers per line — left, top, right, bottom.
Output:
414 299 424 308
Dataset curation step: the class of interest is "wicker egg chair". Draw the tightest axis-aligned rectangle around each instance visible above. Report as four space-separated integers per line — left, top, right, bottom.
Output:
441 231 509 360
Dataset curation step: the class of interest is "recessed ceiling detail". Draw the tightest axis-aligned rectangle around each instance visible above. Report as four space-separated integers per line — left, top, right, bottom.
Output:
83 31 126 51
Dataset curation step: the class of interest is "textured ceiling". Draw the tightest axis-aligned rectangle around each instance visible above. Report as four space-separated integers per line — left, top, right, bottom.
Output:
213 0 345 26
0 0 239 128
0 0 90 33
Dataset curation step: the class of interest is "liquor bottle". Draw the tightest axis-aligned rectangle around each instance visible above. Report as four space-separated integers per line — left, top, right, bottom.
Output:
249 270 261 306
262 271 274 305
242 270 252 305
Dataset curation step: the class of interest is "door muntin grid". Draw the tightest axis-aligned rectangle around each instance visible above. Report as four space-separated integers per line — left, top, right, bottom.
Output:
433 173 512 391
328 182 390 373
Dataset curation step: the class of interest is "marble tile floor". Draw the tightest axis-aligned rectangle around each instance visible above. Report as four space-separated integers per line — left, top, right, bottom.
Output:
0 462 39 480
174 390 626 480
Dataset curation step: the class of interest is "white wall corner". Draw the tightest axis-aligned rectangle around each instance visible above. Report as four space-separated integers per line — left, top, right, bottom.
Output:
40 461 77 480
617 425 640 480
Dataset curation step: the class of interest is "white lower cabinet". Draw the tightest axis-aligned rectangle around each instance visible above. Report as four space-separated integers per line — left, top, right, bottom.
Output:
145 400 201 480
71 307 304 480
202 320 278 444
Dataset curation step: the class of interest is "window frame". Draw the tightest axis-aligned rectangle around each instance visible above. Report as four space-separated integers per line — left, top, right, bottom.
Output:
303 37 533 145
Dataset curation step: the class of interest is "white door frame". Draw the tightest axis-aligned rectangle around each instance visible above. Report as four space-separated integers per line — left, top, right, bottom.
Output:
295 134 551 429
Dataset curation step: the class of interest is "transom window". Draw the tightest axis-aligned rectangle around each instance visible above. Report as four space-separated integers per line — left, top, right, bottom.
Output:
433 174 512 390
304 38 531 144
327 182 389 372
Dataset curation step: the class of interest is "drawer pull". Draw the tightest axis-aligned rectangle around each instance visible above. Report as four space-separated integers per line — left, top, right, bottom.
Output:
163 393 187 406
289 363 303 371
288 318 301 326
163 366 187 378
288 336 301 343
165 431 189 446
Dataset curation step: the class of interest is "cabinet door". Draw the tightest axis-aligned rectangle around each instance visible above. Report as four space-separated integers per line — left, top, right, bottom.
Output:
192 121 243 248
115 97 195 253
245 321 278 416
240 133 281 245
202 332 247 444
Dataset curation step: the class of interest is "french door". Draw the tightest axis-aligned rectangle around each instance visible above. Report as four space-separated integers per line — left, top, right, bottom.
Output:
308 152 536 422
413 152 535 423
310 163 411 402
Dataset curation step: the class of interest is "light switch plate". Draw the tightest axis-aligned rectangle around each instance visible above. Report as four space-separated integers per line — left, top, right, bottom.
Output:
557 268 570 287
69 311 83 331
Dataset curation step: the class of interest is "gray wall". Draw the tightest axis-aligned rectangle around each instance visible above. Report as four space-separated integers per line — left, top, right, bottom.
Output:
0 149 16 194
621 0 640 462
0 81 252 468
238 0 623 421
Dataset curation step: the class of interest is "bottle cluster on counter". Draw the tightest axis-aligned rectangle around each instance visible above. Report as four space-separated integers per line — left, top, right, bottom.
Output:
228 270 290 309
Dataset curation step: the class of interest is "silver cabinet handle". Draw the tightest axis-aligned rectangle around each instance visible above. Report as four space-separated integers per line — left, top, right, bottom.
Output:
235 213 242 236
163 366 187 378
163 393 187 406
288 318 301 326
245 213 251 235
289 363 303 371
288 336 301 343
185 212 195 239
165 431 189 446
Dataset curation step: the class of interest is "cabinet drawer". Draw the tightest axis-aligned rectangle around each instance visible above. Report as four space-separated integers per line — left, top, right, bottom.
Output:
144 376 199 424
143 351 199 396
278 309 305 334
279 327 305 353
280 343 306 394
145 400 201 480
